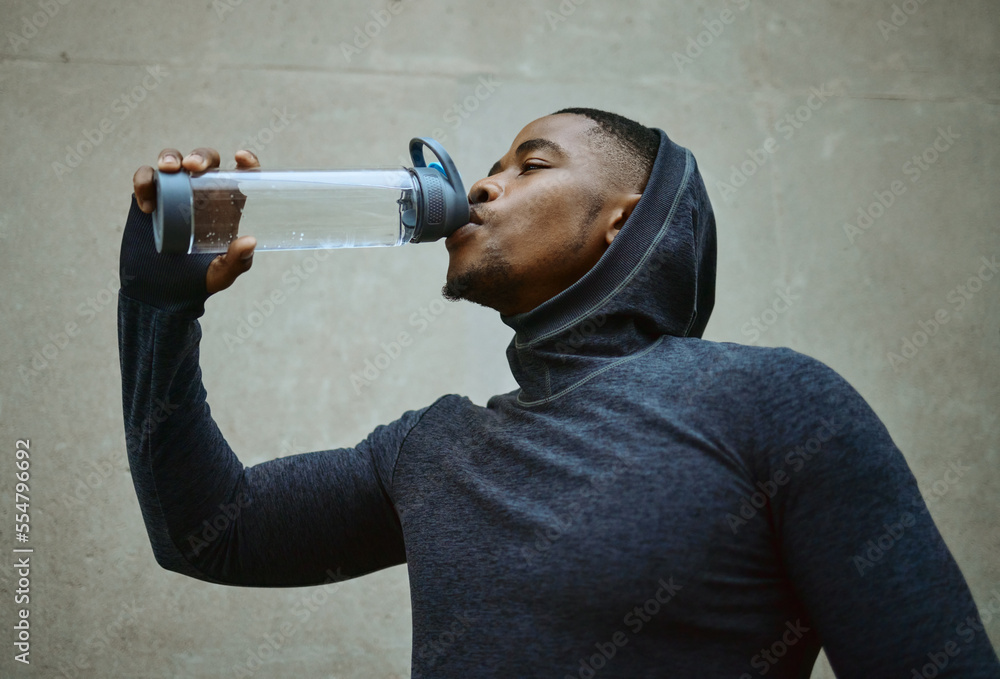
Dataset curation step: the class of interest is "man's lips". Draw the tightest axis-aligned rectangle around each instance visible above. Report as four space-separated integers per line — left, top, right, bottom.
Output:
445 223 476 249
445 214 484 248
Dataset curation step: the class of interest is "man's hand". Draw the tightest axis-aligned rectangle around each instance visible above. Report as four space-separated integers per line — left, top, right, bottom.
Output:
132 148 260 294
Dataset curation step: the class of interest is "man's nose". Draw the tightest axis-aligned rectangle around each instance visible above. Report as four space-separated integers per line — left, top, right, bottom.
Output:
468 177 502 205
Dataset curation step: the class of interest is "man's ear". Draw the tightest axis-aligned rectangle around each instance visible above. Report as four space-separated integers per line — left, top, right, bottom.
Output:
605 193 643 245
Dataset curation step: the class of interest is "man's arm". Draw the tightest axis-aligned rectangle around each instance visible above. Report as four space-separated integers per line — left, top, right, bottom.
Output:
119 179 426 586
755 349 1000 677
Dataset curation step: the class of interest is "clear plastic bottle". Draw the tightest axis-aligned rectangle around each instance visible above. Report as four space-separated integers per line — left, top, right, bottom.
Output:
152 138 469 254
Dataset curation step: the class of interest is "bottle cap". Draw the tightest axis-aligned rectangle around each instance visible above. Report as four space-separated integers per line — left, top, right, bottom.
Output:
152 170 194 254
408 138 471 243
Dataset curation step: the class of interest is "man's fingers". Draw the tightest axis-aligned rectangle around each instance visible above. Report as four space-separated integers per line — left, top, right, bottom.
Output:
133 147 230 214
157 148 184 171
183 147 222 175
133 165 156 213
234 149 260 169
232 235 257 262
206 235 257 295
132 148 184 213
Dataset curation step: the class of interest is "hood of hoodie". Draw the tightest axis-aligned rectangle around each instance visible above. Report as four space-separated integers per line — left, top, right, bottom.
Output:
498 129 717 405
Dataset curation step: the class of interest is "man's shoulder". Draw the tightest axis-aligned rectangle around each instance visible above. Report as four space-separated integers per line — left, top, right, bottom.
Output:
725 340 842 383
664 336 839 378
654 337 856 404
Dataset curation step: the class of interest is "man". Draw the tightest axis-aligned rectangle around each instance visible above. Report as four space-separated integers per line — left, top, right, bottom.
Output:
120 109 1000 677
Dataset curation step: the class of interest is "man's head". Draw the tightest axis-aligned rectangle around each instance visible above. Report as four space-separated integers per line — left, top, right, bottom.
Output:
442 108 660 316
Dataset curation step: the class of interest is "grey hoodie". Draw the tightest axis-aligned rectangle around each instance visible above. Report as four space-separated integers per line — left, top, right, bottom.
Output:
118 129 1000 678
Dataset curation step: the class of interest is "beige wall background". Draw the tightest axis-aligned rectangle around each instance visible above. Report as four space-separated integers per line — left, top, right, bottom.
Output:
0 1 998 676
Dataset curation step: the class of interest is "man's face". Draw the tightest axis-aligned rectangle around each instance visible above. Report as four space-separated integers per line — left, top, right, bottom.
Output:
442 114 636 316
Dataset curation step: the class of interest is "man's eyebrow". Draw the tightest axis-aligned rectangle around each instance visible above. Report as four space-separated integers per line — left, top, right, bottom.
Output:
515 137 568 159
487 137 569 177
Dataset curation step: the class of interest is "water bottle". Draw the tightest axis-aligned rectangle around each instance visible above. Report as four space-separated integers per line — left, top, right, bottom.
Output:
152 137 470 254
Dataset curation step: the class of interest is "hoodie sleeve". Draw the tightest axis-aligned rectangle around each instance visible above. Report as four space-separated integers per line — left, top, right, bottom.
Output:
752 349 1000 677
118 195 427 587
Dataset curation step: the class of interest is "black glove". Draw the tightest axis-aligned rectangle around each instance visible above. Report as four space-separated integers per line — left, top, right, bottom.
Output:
119 193 217 318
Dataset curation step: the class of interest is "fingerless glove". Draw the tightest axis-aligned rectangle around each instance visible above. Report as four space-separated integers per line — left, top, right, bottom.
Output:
118 193 217 318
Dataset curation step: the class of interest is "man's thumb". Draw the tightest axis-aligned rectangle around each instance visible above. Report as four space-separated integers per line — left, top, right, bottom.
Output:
207 236 256 294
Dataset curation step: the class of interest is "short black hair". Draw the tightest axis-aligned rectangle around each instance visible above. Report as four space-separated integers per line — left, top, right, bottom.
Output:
551 107 660 193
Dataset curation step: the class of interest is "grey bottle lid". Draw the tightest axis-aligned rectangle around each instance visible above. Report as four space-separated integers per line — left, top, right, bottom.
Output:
408 138 471 243
152 170 194 254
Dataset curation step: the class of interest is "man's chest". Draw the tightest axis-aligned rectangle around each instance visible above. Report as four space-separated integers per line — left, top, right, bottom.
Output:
395 409 790 626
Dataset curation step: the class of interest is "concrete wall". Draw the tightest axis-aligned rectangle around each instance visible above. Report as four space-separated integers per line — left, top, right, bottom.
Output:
0 1 997 676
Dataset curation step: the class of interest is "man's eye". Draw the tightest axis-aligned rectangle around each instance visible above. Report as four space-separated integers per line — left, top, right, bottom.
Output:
522 163 545 172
